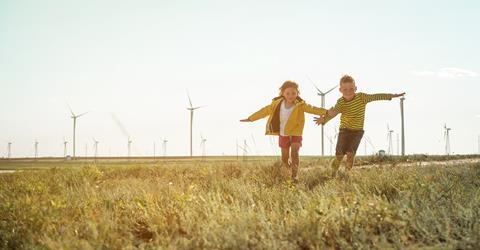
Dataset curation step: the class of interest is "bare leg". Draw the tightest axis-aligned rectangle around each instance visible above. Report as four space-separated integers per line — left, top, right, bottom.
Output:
330 154 344 176
346 152 355 171
281 147 290 168
290 143 301 181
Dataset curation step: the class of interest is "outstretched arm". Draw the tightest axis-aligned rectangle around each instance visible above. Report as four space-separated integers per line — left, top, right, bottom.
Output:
363 92 405 103
314 107 338 125
303 103 328 116
239 103 273 122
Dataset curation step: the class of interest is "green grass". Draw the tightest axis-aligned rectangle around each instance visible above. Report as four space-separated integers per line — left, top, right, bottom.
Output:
0 158 479 249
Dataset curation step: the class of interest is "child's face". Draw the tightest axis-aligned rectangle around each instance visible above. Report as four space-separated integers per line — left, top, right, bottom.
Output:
282 87 298 103
339 82 357 100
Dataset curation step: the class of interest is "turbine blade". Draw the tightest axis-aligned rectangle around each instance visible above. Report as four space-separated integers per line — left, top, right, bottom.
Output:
67 103 75 116
186 90 193 108
306 75 324 95
192 105 206 110
77 111 89 118
324 85 338 95
110 113 131 139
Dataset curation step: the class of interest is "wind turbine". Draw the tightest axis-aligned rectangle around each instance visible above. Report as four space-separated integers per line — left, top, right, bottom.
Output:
307 76 337 156
387 124 394 155
63 137 68 158
34 139 39 160
7 142 12 159
200 134 207 159
92 138 99 158
128 137 132 158
237 139 250 161
186 90 205 157
162 138 168 157
326 134 334 156
110 113 135 158
68 104 89 159
444 124 452 155
365 136 376 155
153 141 156 160
326 128 339 156
251 134 259 155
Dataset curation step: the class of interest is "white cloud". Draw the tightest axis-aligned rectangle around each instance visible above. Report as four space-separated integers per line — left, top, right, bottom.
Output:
412 67 478 78
411 70 436 77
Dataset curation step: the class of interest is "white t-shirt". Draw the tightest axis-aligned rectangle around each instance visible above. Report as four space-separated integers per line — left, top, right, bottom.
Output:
279 100 294 136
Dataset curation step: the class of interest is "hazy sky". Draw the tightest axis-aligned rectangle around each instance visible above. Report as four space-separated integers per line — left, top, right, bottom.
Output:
1 0 479 157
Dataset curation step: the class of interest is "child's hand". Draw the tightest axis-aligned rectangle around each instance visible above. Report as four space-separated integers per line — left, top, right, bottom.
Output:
239 119 251 122
313 116 325 125
393 92 405 98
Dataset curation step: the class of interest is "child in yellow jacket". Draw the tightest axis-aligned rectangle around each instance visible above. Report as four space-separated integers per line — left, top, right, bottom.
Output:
240 81 327 182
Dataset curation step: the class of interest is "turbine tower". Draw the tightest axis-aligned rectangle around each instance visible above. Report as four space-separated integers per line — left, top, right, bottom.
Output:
200 134 207 159
34 139 39 160
93 138 99 158
308 76 337 156
63 137 68 158
7 142 12 159
162 138 168 157
387 124 394 155
68 104 88 159
444 124 451 155
153 141 156 160
128 137 132 158
186 90 204 157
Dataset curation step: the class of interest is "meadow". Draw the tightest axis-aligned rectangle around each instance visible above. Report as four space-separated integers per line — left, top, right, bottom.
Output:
0 156 479 249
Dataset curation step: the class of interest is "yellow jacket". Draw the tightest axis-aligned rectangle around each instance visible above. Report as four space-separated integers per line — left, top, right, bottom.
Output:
248 96 327 136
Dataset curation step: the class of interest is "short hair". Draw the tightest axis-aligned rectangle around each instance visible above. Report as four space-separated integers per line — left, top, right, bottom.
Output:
340 75 355 85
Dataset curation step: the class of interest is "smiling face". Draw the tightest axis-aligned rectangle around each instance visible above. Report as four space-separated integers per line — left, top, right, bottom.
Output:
339 81 357 101
282 87 298 103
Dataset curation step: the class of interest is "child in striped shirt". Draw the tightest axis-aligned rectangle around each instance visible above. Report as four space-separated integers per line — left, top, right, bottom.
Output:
314 75 405 175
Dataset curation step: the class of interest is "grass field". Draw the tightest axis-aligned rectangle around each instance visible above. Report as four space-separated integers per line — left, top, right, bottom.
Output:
1 156 479 249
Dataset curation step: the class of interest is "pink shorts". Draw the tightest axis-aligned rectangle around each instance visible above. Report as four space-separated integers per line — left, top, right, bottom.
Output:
279 135 303 148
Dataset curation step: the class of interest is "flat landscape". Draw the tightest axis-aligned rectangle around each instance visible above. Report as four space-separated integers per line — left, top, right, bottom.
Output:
1 156 479 249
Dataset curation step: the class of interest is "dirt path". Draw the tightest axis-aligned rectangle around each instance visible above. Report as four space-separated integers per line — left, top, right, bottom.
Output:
0 170 16 174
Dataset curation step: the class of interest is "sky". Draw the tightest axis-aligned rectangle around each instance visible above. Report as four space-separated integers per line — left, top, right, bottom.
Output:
1 0 479 158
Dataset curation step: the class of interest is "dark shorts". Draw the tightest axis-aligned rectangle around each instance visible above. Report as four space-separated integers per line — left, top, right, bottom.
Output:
279 136 303 148
336 128 364 156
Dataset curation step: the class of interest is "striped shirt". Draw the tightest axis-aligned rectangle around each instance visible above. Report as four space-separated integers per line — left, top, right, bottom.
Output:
325 92 393 130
